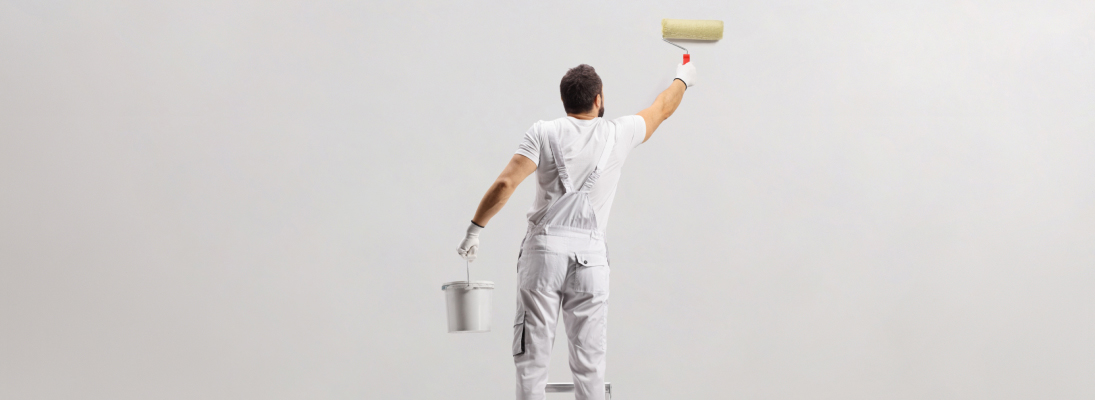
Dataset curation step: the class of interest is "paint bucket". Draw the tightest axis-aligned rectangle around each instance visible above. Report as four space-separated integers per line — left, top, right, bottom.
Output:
442 281 494 333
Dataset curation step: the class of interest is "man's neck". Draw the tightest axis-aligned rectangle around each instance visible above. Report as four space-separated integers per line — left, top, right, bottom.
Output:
566 112 597 120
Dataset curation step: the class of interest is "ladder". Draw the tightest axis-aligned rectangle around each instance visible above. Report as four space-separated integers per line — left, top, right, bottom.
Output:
544 382 612 399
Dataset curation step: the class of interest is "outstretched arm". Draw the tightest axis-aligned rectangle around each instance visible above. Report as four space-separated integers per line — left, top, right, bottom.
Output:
636 62 695 143
636 80 686 143
471 154 537 227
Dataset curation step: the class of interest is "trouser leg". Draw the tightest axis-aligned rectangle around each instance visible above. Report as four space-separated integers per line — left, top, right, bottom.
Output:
514 288 561 400
561 264 610 400
514 242 571 400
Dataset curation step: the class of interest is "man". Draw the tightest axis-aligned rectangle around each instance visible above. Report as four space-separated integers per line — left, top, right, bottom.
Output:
457 61 695 400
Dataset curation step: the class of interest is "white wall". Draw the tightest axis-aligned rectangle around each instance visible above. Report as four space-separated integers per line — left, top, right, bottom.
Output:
2 1 1093 399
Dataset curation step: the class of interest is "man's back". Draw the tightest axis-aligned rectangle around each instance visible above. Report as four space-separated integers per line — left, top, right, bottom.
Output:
516 115 646 233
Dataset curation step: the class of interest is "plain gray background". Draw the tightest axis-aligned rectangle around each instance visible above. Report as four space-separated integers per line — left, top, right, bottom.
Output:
2 0 1094 399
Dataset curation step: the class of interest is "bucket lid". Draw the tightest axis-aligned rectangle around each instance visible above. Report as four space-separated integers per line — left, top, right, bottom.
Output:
442 280 495 290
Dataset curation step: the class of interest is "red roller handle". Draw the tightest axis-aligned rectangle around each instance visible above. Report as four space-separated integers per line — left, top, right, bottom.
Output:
683 54 690 64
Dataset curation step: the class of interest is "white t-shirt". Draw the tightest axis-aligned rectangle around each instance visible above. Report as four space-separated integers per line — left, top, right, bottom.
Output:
515 115 646 233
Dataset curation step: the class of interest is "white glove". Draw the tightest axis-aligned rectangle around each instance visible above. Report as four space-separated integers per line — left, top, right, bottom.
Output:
456 221 483 262
675 62 696 88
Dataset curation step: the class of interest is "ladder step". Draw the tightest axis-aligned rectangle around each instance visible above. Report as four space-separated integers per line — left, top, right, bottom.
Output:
544 382 612 395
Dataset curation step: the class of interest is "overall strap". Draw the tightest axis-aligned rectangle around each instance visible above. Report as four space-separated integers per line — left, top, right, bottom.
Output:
547 131 574 193
579 130 617 191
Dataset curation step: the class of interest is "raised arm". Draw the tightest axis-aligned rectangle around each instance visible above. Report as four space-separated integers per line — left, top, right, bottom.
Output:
636 62 696 143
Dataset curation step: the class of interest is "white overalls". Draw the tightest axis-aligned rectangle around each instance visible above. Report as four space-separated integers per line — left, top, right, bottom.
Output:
513 129 616 400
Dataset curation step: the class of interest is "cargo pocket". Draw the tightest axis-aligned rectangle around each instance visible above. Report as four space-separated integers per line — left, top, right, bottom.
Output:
512 310 526 356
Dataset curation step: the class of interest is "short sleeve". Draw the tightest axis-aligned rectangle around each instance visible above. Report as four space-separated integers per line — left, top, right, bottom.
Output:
613 115 646 149
515 122 541 165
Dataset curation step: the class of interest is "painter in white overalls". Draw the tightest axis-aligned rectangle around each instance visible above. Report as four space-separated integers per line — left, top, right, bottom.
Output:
457 63 694 400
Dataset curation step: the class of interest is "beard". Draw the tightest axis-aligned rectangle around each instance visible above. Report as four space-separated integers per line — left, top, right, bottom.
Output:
597 105 605 118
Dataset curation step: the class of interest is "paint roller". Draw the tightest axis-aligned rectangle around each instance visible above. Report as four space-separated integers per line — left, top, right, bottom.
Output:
661 19 723 64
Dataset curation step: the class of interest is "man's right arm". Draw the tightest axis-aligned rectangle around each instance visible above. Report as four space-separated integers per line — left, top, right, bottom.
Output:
636 63 695 143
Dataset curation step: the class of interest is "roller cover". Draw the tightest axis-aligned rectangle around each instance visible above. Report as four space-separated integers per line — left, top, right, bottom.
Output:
661 19 724 40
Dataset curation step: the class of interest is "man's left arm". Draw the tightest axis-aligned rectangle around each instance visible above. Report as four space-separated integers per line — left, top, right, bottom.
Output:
457 154 537 261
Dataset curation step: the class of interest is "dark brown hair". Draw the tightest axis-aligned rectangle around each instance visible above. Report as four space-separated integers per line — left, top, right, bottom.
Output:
559 64 602 114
